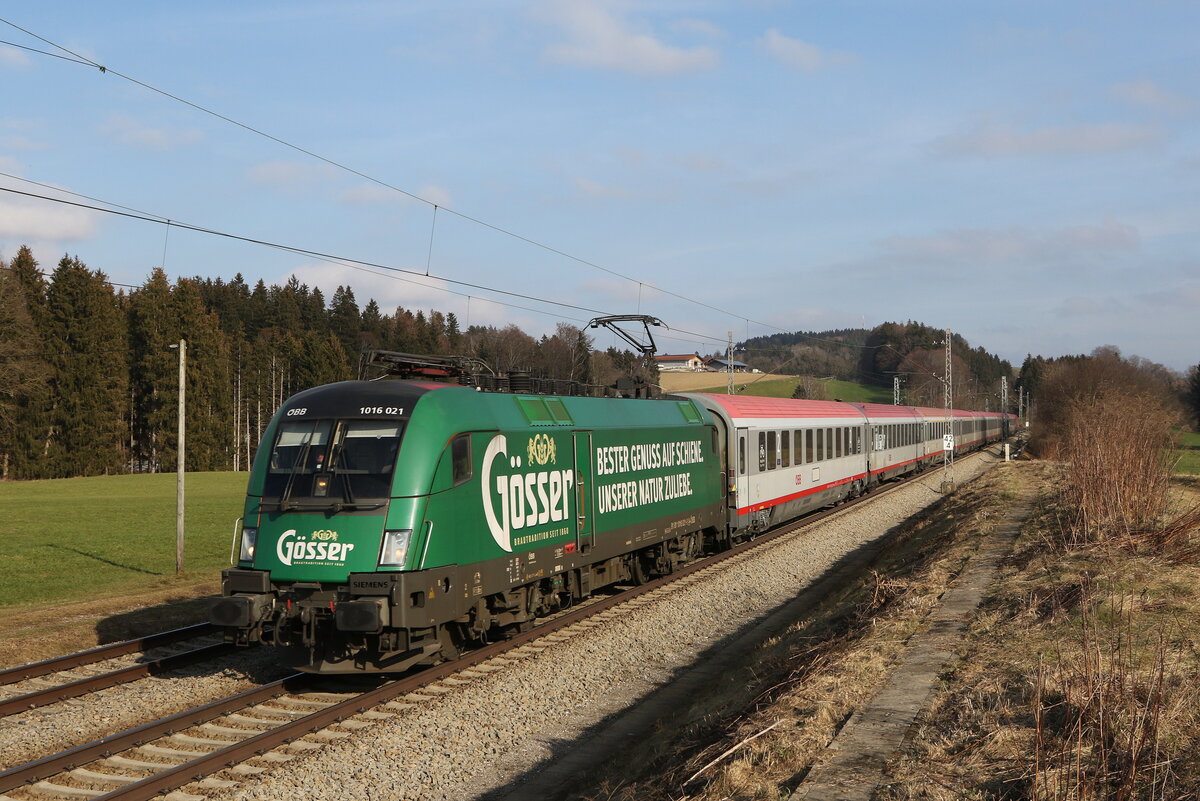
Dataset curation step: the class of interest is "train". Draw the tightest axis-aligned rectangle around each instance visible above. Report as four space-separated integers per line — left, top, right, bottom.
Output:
210 377 1014 673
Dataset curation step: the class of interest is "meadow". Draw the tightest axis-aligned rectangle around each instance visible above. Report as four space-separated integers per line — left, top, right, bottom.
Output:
0 472 247 608
1177 430 1200 475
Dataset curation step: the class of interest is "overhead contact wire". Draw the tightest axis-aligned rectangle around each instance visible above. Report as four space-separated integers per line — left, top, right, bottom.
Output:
0 18 824 345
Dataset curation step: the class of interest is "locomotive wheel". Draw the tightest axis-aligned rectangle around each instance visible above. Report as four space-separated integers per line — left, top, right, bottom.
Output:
437 626 461 661
630 552 653 585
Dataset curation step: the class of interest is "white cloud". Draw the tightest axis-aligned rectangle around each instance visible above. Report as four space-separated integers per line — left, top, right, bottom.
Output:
99 115 202 151
670 18 723 39
285 260 458 312
247 160 336 188
416 183 453 208
879 220 1140 266
676 153 725 172
1135 281 1200 311
934 122 1161 157
579 277 641 306
338 181 450 208
339 183 403 206
573 175 635 200
0 135 46 152
538 1 717 76
0 198 98 240
1111 79 1191 114
0 45 32 69
759 28 852 72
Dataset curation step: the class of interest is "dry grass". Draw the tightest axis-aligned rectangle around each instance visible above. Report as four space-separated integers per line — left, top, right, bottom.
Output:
0 579 217 668
582 465 1024 801
884 464 1200 800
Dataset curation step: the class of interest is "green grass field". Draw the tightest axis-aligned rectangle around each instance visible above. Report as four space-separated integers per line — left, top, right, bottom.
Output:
1175 431 1200 475
0 472 247 608
690 376 894 404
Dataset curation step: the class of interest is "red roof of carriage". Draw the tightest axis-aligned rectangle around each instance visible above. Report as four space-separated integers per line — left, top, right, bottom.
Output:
686 393 866 420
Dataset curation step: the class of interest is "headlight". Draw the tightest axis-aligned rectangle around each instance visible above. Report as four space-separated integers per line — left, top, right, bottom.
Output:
378 529 413 568
238 527 258 564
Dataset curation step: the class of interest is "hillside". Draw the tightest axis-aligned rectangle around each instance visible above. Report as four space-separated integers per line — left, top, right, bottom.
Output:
737 321 1014 409
659 372 893 403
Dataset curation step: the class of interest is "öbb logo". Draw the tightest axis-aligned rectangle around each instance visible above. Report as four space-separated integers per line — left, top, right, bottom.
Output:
276 529 356 566
481 435 574 552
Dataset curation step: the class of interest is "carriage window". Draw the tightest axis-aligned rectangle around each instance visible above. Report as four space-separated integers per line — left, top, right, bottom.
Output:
739 435 746 474
758 432 767 472
796 430 805 464
766 430 777 470
834 428 842 458
781 430 791 468
805 429 814 464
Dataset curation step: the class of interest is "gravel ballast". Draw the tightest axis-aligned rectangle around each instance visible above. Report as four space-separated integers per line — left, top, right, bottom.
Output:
0 643 293 772
199 450 1002 801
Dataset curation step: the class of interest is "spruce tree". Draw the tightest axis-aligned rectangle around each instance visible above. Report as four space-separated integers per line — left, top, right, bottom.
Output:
0 252 51 478
42 255 129 476
175 278 234 471
128 268 176 471
328 285 361 359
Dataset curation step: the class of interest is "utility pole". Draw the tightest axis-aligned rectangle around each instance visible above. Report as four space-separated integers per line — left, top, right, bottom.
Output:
941 329 955 493
170 339 186 574
727 331 734 395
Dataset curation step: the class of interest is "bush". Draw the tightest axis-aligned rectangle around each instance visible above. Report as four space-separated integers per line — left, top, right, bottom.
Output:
1031 348 1182 543
1060 390 1176 543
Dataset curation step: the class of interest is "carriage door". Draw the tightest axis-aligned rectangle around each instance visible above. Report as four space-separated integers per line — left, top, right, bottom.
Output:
736 428 749 512
573 432 593 554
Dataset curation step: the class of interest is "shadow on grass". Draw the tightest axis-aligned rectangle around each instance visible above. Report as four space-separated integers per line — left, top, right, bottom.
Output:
95 595 216 643
45 543 163 575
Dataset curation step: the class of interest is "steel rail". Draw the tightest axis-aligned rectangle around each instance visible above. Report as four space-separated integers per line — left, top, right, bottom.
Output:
74 478 926 800
0 675 305 793
5 448 998 800
0 623 215 686
0 642 234 718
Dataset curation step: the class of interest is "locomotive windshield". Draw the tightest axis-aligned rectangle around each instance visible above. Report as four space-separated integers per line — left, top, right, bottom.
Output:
263 419 404 508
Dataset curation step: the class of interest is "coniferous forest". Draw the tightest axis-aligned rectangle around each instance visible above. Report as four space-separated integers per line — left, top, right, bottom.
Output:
0 246 629 480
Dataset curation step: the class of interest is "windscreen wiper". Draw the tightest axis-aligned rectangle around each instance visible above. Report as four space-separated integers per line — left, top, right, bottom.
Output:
278 437 313 510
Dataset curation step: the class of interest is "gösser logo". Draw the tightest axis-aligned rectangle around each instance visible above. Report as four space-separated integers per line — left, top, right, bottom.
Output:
277 529 355 566
481 434 574 553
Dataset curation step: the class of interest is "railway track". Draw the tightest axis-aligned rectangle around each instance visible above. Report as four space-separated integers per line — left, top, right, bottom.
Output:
0 454 987 801
0 626 235 720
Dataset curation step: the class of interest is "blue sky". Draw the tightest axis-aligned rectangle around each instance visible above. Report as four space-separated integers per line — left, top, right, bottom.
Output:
2 2 1197 370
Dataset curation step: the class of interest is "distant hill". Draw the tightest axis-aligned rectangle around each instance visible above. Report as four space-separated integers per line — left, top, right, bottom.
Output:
736 322 1013 410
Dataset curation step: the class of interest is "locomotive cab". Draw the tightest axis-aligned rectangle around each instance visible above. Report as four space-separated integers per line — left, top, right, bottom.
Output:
211 380 455 673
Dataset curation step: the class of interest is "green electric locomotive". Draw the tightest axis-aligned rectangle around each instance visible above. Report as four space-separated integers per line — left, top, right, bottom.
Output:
211 380 724 672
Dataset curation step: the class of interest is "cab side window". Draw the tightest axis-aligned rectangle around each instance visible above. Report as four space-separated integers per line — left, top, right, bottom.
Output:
451 434 472 486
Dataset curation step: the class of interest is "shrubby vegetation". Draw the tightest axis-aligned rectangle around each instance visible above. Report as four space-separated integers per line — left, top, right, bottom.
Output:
1027 347 1184 539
